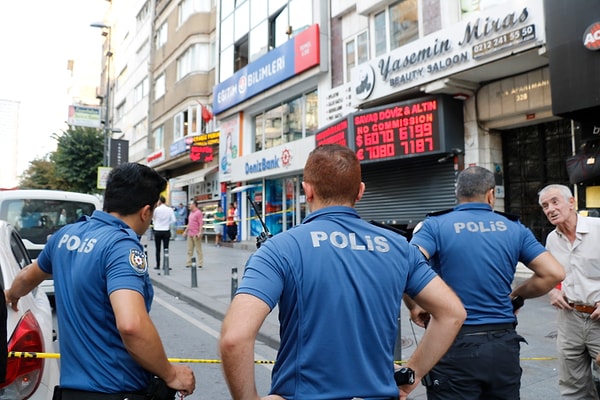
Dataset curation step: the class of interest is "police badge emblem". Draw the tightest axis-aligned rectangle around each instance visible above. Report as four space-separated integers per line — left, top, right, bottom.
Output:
129 249 147 273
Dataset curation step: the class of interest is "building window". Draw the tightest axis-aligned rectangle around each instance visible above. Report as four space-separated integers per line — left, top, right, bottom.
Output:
153 126 164 150
136 1 150 27
155 22 168 49
154 74 165 100
345 31 368 82
174 104 202 140
253 89 318 151
177 43 210 80
219 0 313 82
134 78 148 104
373 0 419 54
234 35 249 72
115 101 125 121
179 0 211 26
389 0 418 49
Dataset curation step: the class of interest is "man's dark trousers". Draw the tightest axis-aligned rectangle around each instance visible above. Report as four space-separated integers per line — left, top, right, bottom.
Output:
153 229 170 269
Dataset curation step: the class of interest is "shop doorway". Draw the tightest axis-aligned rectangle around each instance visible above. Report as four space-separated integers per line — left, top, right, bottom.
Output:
502 119 579 243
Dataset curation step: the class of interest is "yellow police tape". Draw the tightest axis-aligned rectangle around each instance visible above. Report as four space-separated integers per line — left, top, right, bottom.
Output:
8 352 555 363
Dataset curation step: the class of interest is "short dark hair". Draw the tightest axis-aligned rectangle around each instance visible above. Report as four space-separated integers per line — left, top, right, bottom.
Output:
303 144 361 205
456 166 495 201
104 163 167 216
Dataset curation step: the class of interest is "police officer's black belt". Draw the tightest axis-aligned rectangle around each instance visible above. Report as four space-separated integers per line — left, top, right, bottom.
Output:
458 323 515 336
58 387 148 400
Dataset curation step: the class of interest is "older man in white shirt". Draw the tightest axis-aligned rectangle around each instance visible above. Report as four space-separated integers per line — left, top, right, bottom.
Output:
539 184 600 399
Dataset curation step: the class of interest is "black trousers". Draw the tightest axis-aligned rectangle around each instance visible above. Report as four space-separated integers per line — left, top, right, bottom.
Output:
153 230 170 268
425 325 525 400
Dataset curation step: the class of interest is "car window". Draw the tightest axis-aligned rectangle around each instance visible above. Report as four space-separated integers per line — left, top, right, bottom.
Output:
10 229 32 270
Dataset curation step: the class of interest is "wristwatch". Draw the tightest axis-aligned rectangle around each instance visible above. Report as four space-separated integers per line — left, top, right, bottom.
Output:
394 367 415 386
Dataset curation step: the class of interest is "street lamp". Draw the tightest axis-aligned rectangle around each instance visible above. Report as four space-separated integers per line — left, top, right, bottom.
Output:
90 22 114 167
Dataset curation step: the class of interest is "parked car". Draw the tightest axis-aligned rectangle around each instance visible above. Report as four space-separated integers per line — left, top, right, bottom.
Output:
0 220 59 399
0 190 101 306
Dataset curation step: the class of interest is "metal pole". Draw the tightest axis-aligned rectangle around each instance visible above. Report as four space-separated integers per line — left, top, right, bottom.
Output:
104 30 112 167
191 257 198 288
230 267 238 300
163 247 170 276
393 316 402 363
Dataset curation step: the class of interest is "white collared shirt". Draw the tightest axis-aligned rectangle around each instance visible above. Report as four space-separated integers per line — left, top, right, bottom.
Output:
546 215 600 305
153 204 176 231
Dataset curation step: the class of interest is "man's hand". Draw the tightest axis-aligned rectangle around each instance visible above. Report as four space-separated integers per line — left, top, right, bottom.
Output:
408 304 431 328
5 290 20 312
548 288 570 309
164 364 195 396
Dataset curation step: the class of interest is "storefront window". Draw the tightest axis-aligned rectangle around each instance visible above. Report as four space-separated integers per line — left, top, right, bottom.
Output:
284 97 302 143
254 90 318 148
255 113 264 152
305 90 318 135
265 179 283 235
264 105 284 148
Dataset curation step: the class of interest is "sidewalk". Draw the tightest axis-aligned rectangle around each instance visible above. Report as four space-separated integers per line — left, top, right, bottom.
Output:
142 236 564 400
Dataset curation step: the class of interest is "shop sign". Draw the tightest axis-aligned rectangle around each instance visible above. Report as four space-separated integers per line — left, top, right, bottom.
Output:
315 118 349 147
146 149 165 166
352 0 545 103
583 22 600 50
350 96 464 163
213 24 320 114
230 136 316 181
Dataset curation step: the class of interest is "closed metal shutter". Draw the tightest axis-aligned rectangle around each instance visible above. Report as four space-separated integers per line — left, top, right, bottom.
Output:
356 155 457 229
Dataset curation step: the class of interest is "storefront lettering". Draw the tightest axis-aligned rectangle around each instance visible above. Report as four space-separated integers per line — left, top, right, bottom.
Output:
245 156 281 174
378 38 452 81
459 7 529 46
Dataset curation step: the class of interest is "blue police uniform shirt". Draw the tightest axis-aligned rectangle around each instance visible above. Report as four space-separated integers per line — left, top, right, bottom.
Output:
237 206 436 399
37 210 153 393
410 202 546 325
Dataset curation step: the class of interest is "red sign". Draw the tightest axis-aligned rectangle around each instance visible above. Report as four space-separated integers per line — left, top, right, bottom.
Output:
190 145 214 163
353 99 440 162
315 119 349 147
294 24 320 73
583 22 600 51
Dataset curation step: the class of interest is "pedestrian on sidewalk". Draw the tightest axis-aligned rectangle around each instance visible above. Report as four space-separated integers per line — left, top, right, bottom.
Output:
538 184 600 399
5 162 195 397
226 202 237 241
220 144 466 400
152 196 176 270
214 204 225 247
183 200 203 268
407 166 565 400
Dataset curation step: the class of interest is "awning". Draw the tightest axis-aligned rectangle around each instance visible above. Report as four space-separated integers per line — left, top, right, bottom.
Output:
230 184 259 193
170 166 218 189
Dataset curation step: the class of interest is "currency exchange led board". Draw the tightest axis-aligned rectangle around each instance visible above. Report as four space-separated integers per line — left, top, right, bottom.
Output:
351 95 463 163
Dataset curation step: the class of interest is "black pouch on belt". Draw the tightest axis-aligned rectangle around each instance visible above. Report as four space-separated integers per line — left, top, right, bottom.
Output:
146 376 177 400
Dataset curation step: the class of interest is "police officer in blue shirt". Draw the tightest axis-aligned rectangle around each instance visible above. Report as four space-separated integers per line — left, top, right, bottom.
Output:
220 144 466 400
408 165 564 400
6 163 195 399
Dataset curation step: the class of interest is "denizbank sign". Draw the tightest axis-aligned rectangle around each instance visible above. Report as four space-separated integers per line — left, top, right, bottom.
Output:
213 24 320 115
352 0 545 103
230 137 316 182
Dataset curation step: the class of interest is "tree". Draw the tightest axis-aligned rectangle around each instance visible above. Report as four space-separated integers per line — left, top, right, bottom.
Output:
51 126 103 193
18 156 63 189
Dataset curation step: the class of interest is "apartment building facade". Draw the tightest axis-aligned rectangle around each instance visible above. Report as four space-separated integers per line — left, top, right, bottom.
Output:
98 0 599 242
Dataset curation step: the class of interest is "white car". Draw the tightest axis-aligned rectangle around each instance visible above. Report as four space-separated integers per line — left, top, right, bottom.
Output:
0 221 59 399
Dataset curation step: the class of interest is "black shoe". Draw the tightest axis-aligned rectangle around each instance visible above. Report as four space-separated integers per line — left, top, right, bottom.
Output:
154 267 160 270
186 265 190 268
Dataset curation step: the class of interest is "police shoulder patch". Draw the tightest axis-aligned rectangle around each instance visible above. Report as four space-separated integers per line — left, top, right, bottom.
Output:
129 249 147 274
